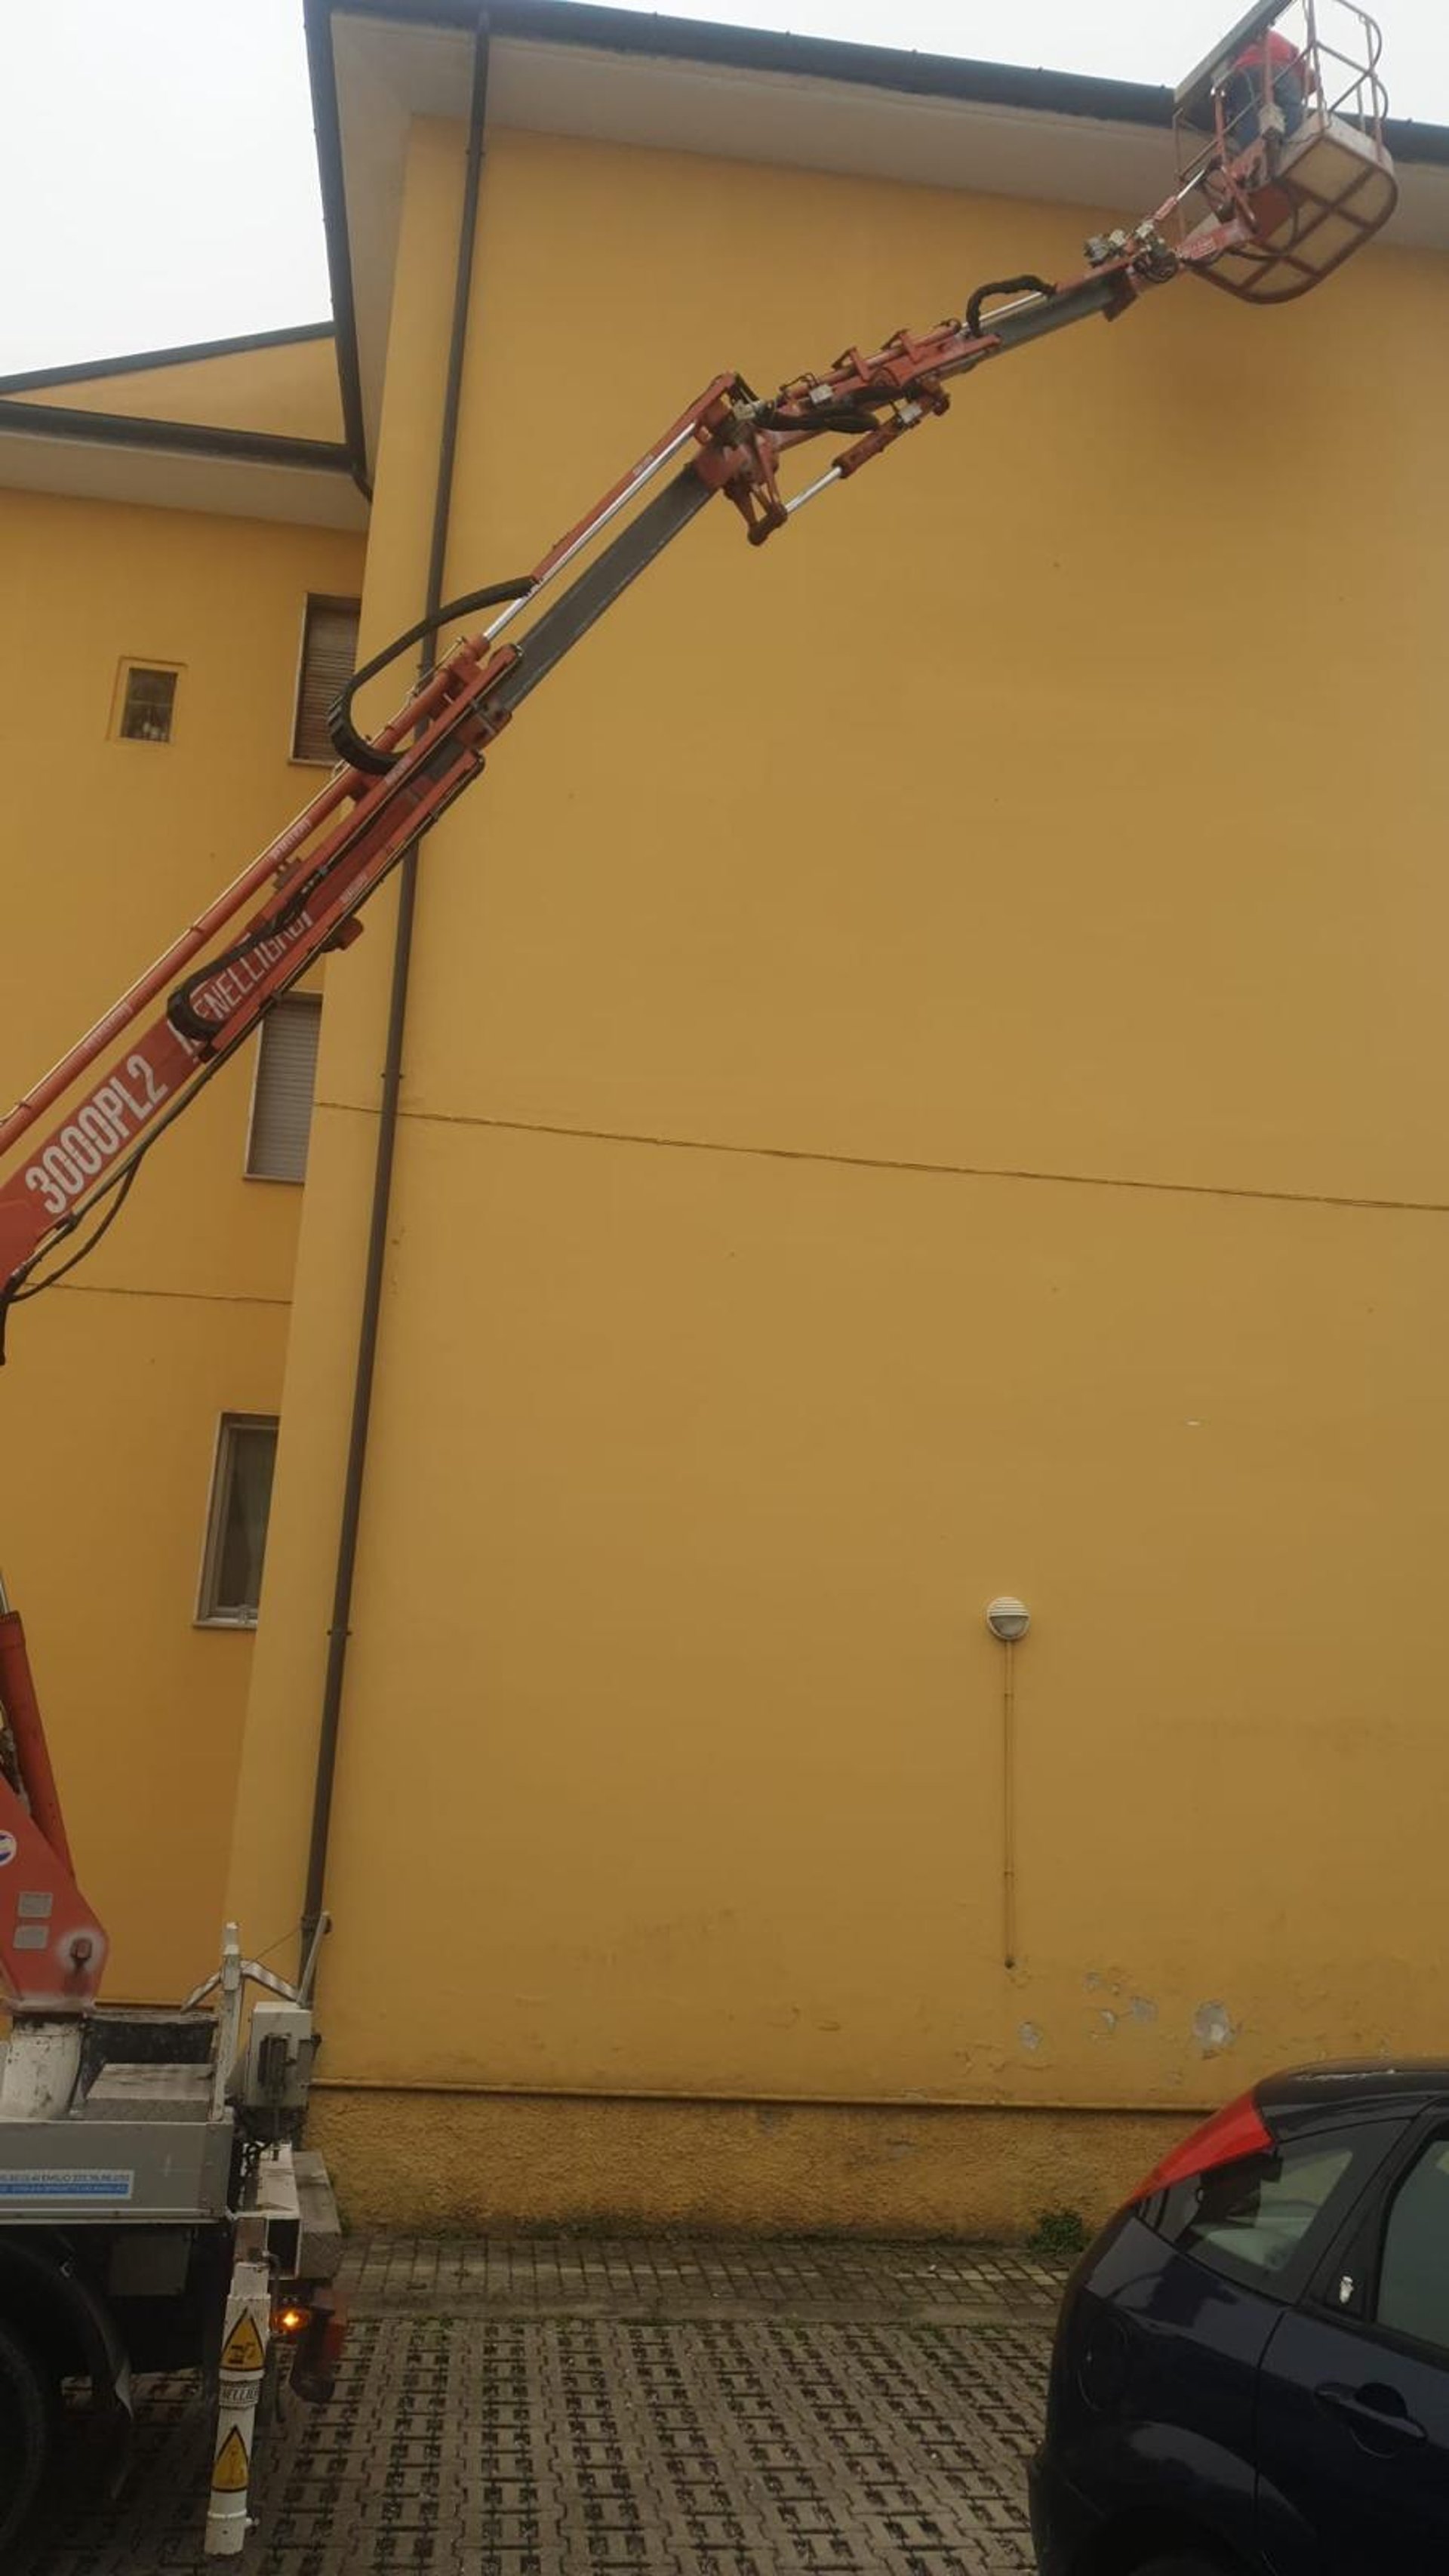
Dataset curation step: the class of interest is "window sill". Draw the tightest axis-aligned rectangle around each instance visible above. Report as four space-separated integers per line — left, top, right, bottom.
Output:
194 1613 259 1633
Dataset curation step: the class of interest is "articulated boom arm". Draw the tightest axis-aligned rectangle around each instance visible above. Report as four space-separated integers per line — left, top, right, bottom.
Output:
0 211 1247 1363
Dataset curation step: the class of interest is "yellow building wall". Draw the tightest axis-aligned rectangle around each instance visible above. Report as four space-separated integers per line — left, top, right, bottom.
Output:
230 117 1449 2229
0 482 365 1998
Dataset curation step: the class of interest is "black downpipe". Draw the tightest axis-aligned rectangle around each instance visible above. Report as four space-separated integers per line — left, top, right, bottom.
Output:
300 11 492 1968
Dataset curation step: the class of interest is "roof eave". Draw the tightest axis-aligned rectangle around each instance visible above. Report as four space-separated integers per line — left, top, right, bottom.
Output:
308 0 1449 491
0 397 355 478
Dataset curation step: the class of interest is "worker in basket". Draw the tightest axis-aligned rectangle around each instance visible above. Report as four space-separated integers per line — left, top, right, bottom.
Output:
1223 25 1312 149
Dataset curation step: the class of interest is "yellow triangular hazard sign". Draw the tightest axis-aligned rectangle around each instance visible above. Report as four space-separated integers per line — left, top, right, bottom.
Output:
220 2312 266 2372
212 2428 251 2494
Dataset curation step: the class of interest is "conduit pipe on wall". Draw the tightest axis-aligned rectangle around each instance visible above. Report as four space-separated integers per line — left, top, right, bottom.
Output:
984 1597 1031 1971
300 12 493 1968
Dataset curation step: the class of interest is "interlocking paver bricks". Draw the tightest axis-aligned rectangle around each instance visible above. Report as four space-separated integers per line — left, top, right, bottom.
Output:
18 2237 1063 2573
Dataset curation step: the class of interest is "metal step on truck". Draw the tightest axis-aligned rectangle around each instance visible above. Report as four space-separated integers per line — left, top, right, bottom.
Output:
0 1589 342 2556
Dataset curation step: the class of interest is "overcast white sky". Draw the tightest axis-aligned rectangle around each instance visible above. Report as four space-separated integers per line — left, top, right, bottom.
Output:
2 0 1444 376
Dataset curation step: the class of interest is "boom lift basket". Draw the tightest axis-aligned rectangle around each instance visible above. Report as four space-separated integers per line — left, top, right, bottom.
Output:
1168 0 1396 301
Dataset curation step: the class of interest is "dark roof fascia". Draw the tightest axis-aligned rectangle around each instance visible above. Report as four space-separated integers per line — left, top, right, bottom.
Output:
304 0 373 497
1384 115 1449 166
318 0 1177 130
309 0 1449 162
0 399 355 477
491 0 1449 160
0 321 337 400
315 0 1449 160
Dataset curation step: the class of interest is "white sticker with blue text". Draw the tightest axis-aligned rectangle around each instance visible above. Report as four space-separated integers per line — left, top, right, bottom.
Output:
0 2170 134 2202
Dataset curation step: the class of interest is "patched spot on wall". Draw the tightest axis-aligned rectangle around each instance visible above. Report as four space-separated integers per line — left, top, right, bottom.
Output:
1192 2001 1237 2054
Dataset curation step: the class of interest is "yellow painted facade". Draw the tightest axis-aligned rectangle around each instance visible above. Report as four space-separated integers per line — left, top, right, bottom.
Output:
7 11 1449 2230
226 80 1449 2233
0 463 363 1998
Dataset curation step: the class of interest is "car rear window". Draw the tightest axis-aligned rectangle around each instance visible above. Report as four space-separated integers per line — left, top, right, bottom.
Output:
1377 2140 1449 2352
1150 2129 1379 2294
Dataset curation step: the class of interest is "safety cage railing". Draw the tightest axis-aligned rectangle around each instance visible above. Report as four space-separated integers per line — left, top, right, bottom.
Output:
1161 0 1396 302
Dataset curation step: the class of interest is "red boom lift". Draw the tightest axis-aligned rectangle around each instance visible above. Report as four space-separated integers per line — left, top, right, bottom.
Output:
0 2 1399 2551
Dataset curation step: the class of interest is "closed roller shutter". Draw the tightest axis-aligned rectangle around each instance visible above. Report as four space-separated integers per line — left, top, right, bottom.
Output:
247 995 322 1182
293 596 360 763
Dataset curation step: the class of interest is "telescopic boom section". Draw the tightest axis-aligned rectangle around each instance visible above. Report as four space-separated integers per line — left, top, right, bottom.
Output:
0 174 1358 1336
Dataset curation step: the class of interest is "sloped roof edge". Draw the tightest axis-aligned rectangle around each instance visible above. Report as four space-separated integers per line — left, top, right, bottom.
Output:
318 0 1449 162
0 398 353 476
0 319 337 400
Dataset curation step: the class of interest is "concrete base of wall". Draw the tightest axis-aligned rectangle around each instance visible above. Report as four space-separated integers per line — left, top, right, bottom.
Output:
309 2088 1196 2237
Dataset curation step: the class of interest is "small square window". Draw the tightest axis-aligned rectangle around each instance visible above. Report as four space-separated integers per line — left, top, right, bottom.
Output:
117 663 178 744
198 1416 278 1627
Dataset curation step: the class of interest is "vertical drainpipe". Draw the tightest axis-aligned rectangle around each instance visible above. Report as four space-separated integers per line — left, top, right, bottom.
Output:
300 11 492 1966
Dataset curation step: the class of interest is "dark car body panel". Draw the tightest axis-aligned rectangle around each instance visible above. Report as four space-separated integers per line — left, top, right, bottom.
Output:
1259 2061 1449 2124
1034 2211 1271 2570
1256 2299 1449 2575
1031 2065 1449 2575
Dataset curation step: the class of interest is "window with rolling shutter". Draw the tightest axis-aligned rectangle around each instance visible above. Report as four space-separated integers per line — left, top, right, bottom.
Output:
292 595 361 763
246 995 322 1183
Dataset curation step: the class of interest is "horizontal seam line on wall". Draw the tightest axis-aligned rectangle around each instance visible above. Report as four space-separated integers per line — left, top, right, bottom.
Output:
313 1099 1449 1220
51 1281 291 1308
312 2077 1204 2116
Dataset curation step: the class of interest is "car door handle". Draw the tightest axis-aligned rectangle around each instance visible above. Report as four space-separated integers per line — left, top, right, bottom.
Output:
1315 2382 1427 2448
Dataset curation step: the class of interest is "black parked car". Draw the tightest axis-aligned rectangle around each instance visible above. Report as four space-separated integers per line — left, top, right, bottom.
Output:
1030 2062 1449 2574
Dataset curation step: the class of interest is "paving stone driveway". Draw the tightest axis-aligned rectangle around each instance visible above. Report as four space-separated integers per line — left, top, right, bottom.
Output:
27 2237 1066 2575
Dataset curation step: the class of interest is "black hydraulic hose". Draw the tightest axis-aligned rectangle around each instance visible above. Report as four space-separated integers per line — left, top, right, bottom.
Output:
10 1163 140 1304
300 6 493 1971
327 574 534 774
965 273 1057 337
168 873 321 1047
167 574 535 1043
